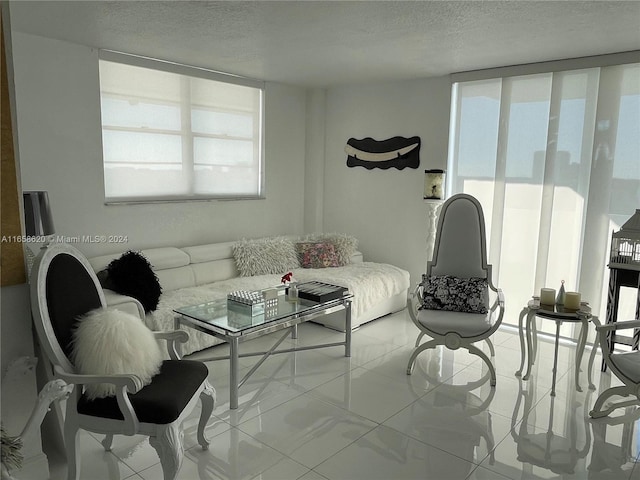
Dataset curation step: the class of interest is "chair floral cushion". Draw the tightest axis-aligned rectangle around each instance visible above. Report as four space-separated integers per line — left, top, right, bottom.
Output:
420 275 488 314
296 242 340 268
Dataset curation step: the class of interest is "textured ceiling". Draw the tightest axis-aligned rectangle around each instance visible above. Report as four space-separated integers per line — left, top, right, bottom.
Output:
8 1 640 87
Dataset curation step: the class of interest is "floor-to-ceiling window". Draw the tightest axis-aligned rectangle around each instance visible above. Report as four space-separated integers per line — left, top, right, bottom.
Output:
448 56 640 339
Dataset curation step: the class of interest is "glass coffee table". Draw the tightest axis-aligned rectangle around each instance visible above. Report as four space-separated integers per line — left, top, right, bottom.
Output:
174 289 353 409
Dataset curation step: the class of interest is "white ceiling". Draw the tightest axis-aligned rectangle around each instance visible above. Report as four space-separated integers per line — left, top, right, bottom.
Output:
7 1 640 87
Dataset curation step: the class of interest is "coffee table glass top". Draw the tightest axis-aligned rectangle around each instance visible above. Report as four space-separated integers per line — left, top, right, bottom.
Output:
174 293 349 335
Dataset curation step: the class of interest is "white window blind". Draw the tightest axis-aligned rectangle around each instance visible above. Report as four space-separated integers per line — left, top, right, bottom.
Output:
98 51 264 203
448 59 640 338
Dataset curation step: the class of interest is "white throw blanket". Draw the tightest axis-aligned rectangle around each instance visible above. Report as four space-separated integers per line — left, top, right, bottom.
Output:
147 262 409 356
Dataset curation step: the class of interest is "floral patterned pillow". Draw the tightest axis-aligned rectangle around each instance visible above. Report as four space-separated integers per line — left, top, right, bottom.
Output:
420 275 488 314
296 242 340 268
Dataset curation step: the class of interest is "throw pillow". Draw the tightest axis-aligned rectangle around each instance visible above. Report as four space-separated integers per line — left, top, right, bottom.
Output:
421 275 489 314
71 308 163 400
232 236 300 277
302 233 358 266
296 242 340 268
102 251 162 313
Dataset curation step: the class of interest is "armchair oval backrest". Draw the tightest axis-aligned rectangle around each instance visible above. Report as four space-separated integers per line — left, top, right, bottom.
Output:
429 194 489 280
31 243 106 373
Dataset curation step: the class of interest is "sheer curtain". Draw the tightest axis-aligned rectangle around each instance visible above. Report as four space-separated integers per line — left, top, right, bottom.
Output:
448 59 640 338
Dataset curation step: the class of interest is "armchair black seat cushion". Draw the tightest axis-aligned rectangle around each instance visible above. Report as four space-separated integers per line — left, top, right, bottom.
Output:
77 360 208 424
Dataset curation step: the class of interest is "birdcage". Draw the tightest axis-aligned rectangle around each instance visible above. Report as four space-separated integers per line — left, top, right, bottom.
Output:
609 209 640 271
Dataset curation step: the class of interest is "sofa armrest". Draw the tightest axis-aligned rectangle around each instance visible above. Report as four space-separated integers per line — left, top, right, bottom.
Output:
103 289 145 319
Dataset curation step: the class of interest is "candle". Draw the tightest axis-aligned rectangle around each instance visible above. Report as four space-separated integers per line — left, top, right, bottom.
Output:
540 288 556 305
565 292 581 310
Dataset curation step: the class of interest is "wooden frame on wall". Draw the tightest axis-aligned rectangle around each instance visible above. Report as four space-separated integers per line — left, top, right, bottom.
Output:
1 12 26 286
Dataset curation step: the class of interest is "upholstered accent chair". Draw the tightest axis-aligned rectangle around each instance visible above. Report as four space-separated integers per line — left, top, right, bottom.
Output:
590 317 640 418
30 243 215 480
407 193 505 386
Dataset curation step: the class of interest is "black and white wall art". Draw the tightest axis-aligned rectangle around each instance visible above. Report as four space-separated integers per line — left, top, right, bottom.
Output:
345 136 421 170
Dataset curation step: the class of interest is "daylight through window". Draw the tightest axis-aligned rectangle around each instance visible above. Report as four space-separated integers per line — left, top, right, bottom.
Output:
448 59 640 338
99 51 264 203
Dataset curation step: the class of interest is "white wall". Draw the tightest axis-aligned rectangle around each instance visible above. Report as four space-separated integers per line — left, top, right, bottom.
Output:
11 31 453 286
322 77 452 284
11 32 308 258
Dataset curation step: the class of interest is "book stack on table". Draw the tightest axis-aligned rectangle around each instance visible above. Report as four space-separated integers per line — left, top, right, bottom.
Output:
296 281 348 303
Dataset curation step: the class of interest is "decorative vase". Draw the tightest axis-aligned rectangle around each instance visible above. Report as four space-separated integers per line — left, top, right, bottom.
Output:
556 280 566 305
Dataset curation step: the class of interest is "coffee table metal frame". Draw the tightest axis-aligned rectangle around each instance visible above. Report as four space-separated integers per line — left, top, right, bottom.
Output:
174 294 352 409
515 298 596 396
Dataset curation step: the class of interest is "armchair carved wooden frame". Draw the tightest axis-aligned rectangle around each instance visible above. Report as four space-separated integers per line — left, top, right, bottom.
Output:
30 243 216 480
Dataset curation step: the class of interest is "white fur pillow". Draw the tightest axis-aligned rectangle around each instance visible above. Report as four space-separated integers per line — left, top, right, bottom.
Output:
72 309 162 400
233 236 300 276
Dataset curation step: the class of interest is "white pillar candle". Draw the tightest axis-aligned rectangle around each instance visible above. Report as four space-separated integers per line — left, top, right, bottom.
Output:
540 288 556 305
564 292 581 310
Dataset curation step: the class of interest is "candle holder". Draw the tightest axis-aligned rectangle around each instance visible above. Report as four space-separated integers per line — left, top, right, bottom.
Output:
540 288 556 305
564 292 581 310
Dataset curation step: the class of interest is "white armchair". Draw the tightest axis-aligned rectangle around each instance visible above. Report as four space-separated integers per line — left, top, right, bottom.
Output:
590 317 640 418
30 243 216 480
407 194 505 386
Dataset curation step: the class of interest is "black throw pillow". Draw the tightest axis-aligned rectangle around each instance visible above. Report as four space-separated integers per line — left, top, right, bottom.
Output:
101 251 162 313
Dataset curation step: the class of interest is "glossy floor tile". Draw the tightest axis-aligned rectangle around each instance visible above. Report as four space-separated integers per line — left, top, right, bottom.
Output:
44 309 640 480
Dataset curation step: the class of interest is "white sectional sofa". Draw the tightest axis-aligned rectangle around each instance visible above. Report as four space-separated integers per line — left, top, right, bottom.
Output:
88 236 410 356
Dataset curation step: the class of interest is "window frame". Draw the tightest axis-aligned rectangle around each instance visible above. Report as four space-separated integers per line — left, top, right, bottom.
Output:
98 50 265 204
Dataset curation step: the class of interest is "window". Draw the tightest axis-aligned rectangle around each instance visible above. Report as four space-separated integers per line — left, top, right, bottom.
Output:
98 51 264 203
448 59 640 339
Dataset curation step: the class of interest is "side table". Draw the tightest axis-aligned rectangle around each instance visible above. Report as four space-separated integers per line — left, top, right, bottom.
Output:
515 298 596 396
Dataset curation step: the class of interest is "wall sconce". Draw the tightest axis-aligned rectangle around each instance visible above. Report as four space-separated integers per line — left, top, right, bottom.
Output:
424 169 445 200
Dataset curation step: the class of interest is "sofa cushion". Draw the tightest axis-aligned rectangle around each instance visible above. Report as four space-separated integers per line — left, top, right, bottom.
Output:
140 247 190 270
302 233 358 266
232 236 300 276
296 242 340 268
102 251 162 313
182 242 235 264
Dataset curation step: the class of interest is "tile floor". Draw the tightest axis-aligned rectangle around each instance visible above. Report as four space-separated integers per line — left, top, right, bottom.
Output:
48 310 640 480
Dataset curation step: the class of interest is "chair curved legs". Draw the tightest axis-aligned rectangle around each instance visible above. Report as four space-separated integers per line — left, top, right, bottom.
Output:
467 344 497 386
407 338 439 374
197 381 216 450
64 416 81 480
150 423 184 480
101 434 114 451
415 332 426 347
408 336 497 386
589 385 637 419
485 338 495 358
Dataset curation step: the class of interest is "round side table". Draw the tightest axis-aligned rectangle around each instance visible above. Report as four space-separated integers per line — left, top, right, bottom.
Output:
515 298 596 396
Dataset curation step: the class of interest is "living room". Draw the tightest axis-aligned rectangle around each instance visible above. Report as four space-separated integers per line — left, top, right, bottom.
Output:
2 1 640 479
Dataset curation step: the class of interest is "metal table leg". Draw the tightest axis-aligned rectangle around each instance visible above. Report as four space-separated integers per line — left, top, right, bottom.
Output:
516 307 528 377
345 299 352 357
551 320 561 397
229 337 239 410
523 310 537 381
575 317 589 392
